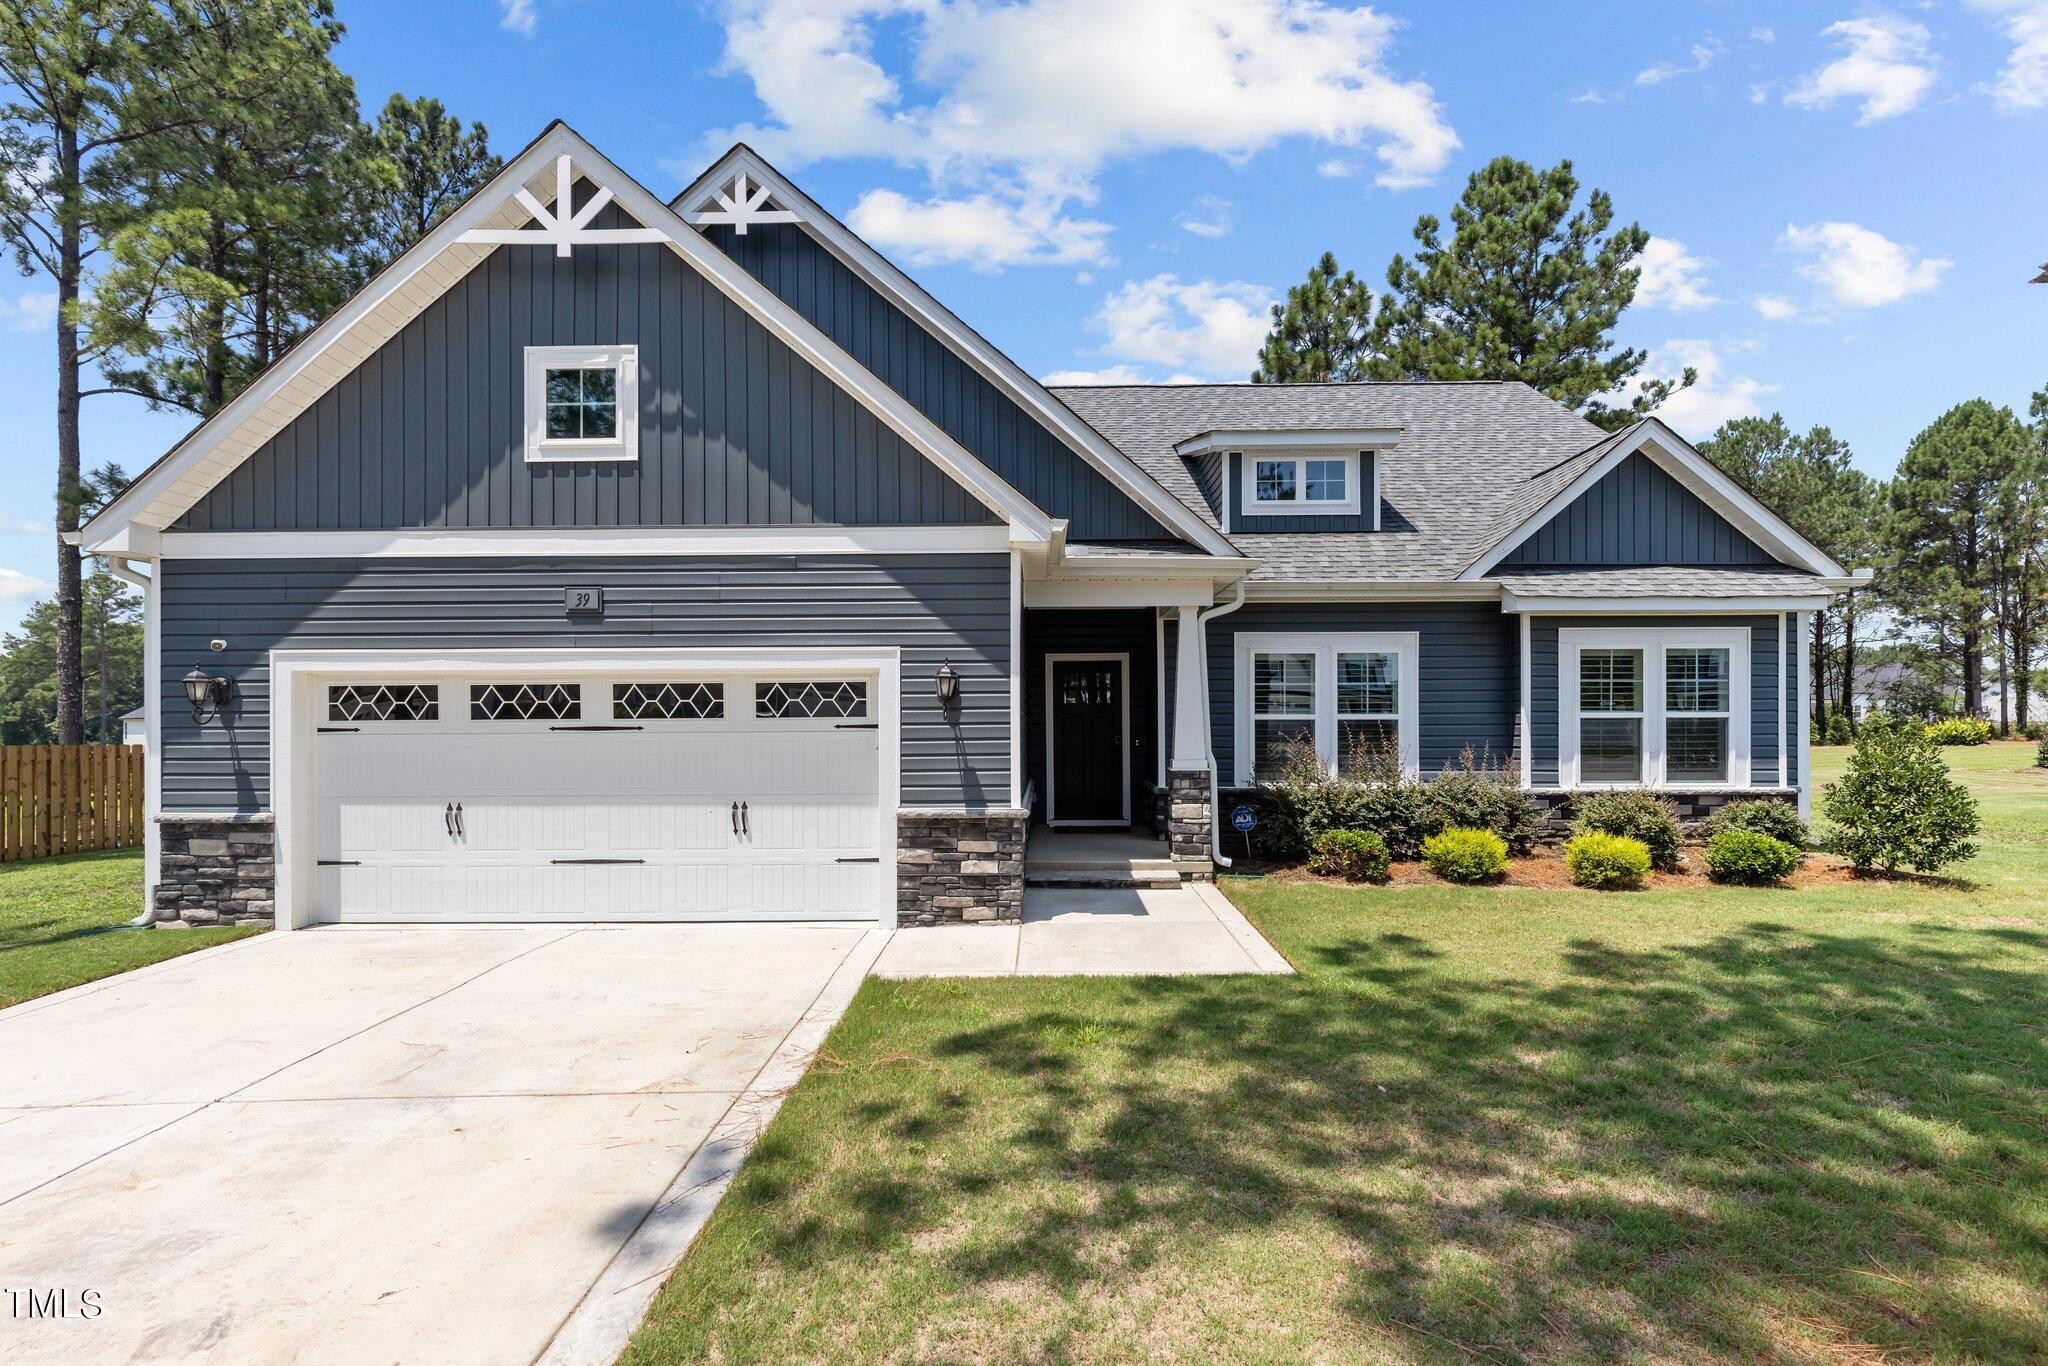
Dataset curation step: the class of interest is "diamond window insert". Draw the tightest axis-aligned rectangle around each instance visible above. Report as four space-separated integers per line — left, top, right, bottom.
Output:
470 682 581 721
523 345 637 462
327 684 438 723
755 680 868 719
613 681 724 720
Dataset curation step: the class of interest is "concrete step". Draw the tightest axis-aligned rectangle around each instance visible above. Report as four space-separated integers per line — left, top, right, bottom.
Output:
1024 867 1184 890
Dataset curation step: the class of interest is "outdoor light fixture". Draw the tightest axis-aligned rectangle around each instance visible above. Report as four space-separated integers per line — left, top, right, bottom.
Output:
934 662 960 707
183 664 230 723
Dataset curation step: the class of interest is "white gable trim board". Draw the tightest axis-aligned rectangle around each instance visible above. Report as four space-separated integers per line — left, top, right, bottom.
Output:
79 123 1057 555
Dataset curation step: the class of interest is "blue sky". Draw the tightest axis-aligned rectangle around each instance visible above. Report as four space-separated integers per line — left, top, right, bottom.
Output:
1 0 2042 631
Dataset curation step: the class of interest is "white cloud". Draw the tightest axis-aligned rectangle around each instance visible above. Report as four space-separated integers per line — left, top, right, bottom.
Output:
1090 274 1274 379
1750 26 1776 44
1566 87 1608 105
1040 365 1201 385
846 187 1111 268
0 567 52 604
1636 41 1721 87
1786 16 1937 123
1316 158 1360 177
1628 339 1779 438
1752 293 1800 321
0 291 57 331
703 0 1458 269
497 0 536 36
1176 194 1233 239
1781 220 1951 307
1634 237 1719 310
1970 0 2048 109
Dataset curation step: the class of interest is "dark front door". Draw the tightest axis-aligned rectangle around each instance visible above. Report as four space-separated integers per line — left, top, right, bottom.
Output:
1051 657 1125 823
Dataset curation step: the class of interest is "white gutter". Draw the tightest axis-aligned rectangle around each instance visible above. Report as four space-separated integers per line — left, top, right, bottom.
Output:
98 555 157 928
1196 577 1247 869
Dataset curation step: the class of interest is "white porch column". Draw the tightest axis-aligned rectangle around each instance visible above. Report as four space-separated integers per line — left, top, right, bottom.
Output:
1796 610 1814 822
1170 605 1209 771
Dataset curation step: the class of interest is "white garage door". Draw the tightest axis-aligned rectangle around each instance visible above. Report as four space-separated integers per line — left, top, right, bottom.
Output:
311 674 881 923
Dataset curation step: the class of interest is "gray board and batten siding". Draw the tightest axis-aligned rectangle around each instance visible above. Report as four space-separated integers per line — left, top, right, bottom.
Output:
157 554 1012 814
1225 451 1379 533
1501 453 1777 568
706 222 1175 543
1525 614 1787 788
176 201 997 532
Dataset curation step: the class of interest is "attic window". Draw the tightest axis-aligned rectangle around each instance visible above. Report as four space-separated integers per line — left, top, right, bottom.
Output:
524 345 638 462
1241 451 1361 516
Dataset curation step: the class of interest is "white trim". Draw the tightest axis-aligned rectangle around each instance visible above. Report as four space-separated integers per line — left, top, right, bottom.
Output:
1502 592 1837 615
1173 428 1402 456
1777 612 1788 788
1025 578 1219 610
1462 421 1852 581
80 124 1058 551
1519 612 1533 788
154 525 1016 559
268 646 902 931
1154 609 1168 789
673 145 1240 560
523 344 639 462
1796 610 1813 821
1239 451 1362 517
457 154 667 256
681 169 801 235
1008 550 1023 810
1232 631 1420 783
1557 626 1750 790
1043 653 1132 827
1370 455 1382 533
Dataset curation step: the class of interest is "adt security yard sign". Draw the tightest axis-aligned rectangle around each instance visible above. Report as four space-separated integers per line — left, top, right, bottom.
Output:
1230 805 1257 832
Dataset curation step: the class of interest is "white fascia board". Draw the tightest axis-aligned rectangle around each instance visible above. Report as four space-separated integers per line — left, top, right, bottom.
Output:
677 145 1239 561
1173 428 1403 457
83 124 1056 552
1460 421 1850 581
1501 593 1837 614
156 525 1014 560
1024 578 1218 609
1242 579 1501 603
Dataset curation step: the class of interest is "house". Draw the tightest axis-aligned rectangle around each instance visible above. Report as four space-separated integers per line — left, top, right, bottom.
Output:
74 123 1863 932
120 706 146 747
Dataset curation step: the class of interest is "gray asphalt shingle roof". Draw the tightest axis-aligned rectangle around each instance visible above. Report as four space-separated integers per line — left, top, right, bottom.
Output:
1493 566 1830 597
1051 382 1627 582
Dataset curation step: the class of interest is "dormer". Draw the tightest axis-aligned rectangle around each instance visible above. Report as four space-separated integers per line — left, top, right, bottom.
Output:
1171 428 1401 534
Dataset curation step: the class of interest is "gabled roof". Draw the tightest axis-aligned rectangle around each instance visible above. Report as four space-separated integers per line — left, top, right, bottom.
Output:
673 145 1239 560
80 123 1057 555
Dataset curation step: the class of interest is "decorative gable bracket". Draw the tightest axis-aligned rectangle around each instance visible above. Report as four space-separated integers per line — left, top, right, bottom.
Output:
457 154 667 257
682 170 800 236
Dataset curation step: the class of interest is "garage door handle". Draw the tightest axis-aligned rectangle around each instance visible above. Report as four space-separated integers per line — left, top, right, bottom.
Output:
454 802 465 840
550 857 645 865
835 856 879 863
730 801 739 836
549 724 644 731
316 859 360 867
317 725 360 734
835 722 878 729
444 802 455 837
740 800 750 837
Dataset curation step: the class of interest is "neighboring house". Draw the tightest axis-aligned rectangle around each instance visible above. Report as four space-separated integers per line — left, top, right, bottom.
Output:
120 707 146 747
75 123 1862 932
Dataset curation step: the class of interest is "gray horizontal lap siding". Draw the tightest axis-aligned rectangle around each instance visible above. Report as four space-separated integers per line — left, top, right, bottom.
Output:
1227 451 1377 533
158 554 1011 813
1201 603 1519 788
708 223 1172 542
1527 615 1782 787
178 204 994 531
1502 454 1774 567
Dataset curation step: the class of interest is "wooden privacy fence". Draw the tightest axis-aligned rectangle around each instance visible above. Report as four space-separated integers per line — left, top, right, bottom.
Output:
0 745 147 862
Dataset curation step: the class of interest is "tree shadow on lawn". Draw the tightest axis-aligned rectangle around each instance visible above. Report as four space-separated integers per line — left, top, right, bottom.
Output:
719 921 2048 1361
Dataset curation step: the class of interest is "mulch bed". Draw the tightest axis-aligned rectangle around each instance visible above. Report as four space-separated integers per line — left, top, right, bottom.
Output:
1249 847 1864 890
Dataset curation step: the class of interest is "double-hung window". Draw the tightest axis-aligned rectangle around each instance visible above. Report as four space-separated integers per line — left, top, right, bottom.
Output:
1236 632 1419 781
1561 628 1749 788
524 345 638 462
1242 452 1362 516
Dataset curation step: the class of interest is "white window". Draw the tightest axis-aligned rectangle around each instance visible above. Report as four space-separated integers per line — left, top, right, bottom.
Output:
524 345 638 462
1240 451 1362 516
1235 632 1419 781
1559 627 1749 788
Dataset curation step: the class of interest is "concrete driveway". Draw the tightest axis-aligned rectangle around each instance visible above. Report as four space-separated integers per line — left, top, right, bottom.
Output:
0 922 881 1365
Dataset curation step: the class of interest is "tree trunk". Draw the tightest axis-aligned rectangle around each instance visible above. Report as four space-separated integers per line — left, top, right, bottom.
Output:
1812 609 1828 732
53 124 85 747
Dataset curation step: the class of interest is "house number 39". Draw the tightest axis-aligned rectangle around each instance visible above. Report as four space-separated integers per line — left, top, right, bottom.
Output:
565 587 603 617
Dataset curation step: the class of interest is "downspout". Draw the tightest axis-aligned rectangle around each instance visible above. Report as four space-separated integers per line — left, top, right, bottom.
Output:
99 555 156 927
1197 577 1247 868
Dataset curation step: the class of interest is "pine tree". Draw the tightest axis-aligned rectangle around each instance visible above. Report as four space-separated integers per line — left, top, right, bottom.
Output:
1251 251 1373 383
344 93 500 286
0 566 141 744
1364 156 1691 428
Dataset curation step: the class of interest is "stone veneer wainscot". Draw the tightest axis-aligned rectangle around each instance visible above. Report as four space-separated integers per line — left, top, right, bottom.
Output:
154 815 276 928
896 809 1028 926
1166 769 1214 879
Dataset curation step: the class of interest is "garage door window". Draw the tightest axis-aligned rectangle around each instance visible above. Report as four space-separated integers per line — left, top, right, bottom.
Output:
755 680 867 719
327 684 439 722
469 682 581 721
613 681 723 720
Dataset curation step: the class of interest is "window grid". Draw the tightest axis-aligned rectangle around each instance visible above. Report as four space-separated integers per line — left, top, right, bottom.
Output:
544 366 618 441
469 682 581 722
1665 647 1732 783
1251 652 1316 779
327 684 439 723
755 680 868 720
613 681 723 720
1335 651 1399 777
1254 460 1296 504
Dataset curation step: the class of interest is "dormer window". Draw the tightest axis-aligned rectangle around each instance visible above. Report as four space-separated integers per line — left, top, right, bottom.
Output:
1243 451 1362 516
524 345 638 462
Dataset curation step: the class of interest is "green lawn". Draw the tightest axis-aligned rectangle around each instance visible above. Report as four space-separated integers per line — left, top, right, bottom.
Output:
0 849 261 1010
628 741 2048 1363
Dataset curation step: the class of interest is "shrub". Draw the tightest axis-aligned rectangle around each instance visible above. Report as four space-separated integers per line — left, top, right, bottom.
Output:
1420 827 1508 883
2038 734 2048 770
1703 829 1802 885
1251 732 1428 862
1824 713 1852 745
1308 829 1390 883
1565 831 1652 890
1420 747 1541 854
1702 797 1808 848
1822 715 1980 873
1923 716 1994 746
1570 789 1683 872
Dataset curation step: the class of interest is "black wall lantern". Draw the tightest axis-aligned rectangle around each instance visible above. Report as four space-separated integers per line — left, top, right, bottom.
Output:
183 663 231 723
934 662 960 708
